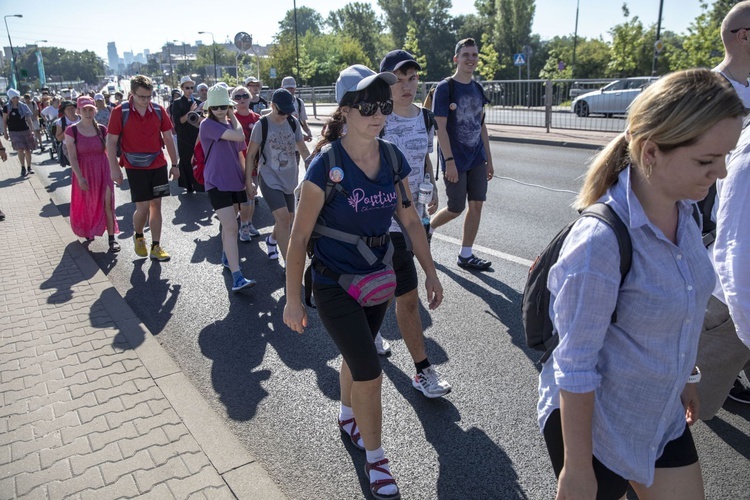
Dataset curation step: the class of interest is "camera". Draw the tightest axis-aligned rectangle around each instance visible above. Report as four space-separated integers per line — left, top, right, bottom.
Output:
186 111 202 128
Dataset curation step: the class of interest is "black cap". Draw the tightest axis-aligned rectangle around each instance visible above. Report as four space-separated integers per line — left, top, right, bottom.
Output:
379 50 421 73
272 88 296 115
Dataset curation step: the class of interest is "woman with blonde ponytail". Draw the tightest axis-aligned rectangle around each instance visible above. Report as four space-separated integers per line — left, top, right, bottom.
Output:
538 68 745 500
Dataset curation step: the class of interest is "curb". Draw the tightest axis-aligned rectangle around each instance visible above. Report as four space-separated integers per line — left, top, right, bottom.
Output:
26 172 287 500
487 134 606 151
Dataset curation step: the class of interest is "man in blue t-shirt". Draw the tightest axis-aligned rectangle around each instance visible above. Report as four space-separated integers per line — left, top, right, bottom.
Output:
430 37 494 271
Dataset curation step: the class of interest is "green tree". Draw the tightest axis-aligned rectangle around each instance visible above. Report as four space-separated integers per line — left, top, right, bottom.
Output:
672 1 723 70
403 20 428 74
478 32 502 79
327 3 385 66
495 0 537 79
196 44 235 81
17 47 105 85
278 6 325 38
607 4 652 77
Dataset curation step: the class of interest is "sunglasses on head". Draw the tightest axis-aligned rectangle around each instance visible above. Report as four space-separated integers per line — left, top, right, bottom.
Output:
351 100 393 117
210 105 229 110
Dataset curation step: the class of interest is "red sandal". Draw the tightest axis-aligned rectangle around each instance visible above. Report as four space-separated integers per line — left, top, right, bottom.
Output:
337 417 365 450
364 458 400 500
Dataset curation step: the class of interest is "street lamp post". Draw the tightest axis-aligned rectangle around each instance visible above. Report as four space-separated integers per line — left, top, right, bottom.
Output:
251 35 260 80
198 31 218 82
652 0 665 75
293 0 300 81
4 14 23 88
572 0 580 78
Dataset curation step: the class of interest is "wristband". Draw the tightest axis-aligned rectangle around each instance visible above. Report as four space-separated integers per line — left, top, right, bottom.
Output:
444 156 454 163
171 165 178 169
687 366 701 384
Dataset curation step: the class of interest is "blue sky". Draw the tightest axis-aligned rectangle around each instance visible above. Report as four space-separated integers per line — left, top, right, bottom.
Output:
5 0 708 61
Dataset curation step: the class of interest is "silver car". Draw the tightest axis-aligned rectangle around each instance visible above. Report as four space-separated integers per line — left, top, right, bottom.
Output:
571 77 658 117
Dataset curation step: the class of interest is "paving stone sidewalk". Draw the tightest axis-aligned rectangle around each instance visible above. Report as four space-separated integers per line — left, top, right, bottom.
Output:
0 154 285 499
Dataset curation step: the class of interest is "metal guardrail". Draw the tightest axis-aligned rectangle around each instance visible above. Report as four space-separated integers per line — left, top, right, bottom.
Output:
297 79 634 134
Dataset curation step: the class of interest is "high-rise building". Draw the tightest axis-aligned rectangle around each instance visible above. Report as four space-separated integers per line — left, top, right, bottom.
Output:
107 42 119 73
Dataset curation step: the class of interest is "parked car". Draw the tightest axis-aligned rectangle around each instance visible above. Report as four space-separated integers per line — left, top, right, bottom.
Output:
571 77 658 117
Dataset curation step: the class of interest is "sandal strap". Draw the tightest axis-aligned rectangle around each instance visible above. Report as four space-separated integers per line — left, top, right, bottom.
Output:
366 459 398 495
338 417 362 444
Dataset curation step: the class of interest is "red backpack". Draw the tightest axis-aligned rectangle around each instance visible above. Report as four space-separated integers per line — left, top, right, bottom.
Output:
191 140 212 185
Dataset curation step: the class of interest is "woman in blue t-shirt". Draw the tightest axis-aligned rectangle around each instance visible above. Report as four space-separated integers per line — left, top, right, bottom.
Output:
199 85 256 293
284 65 443 500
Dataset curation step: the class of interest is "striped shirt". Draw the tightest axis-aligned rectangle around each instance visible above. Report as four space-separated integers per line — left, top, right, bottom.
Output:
537 166 715 486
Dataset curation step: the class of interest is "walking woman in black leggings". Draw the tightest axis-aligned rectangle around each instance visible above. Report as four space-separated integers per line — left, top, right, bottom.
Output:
284 65 443 500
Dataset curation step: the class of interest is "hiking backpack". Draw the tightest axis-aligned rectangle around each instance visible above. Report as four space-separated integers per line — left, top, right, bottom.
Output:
256 114 298 166
303 138 411 307
522 203 632 363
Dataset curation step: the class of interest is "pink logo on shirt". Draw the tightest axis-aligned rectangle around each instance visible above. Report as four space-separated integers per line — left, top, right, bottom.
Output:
347 188 398 212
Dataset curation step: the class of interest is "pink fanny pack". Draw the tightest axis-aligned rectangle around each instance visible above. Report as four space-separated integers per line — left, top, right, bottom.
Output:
339 266 397 307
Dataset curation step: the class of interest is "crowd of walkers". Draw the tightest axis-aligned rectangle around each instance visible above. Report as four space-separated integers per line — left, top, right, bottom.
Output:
4 4 750 496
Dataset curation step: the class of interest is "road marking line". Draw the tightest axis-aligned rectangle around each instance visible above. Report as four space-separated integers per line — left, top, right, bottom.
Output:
431 233 534 268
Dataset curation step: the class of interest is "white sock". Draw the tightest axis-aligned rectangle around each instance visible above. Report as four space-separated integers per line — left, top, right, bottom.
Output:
267 235 277 245
365 447 397 496
459 246 473 259
339 403 354 421
240 220 249 226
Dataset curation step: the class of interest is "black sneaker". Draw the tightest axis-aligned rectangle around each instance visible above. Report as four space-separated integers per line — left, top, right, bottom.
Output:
728 377 750 404
21 166 27 177
27 166 34 174
457 254 492 270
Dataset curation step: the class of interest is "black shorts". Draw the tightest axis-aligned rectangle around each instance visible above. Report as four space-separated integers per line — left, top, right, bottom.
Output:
445 162 488 213
543 409 699 499
390 229 426 297
125 165 170 203
312 282 389 382
207 188 248 211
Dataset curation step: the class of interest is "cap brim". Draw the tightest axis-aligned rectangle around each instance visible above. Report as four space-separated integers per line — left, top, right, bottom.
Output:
345 72 398 96
275 102 295 114
391 59 421 72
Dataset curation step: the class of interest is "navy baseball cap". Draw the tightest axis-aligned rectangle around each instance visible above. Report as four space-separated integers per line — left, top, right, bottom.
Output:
272 88 296 115
379 50 421 73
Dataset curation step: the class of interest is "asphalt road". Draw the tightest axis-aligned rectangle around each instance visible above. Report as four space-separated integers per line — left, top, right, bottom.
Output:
29 132 750 499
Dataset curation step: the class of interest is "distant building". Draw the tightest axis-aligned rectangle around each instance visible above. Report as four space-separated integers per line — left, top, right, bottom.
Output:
107 42 119 73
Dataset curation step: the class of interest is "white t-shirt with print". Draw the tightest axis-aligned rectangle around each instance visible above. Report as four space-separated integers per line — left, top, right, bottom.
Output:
382 106 435 233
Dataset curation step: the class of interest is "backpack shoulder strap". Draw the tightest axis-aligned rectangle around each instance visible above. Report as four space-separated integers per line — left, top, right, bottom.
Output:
377 138 410 209
580 202 632 286
320 141 347 205
121 101 130 129
287 115 298 134
72 123 78 144
259 116 269 162
421 107 437 133
296 97 303 113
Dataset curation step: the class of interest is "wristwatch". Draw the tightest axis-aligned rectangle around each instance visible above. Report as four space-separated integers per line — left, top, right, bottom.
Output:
687 366 701 384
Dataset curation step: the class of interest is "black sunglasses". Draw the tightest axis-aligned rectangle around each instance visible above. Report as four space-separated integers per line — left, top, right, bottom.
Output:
233 93 250 100
351 100 393 117
210 105 229 111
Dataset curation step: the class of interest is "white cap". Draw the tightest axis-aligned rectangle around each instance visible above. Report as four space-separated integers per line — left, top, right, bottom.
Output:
335 65 396 104
281 76 296 89
179 75 195 87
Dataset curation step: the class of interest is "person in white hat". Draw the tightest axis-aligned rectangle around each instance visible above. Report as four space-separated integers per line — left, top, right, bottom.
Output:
244 76 268 114
93 93 111 126
281 76 313 142
171 76 202 193
199 84 256 292
2 89 36 176
284 64 443 500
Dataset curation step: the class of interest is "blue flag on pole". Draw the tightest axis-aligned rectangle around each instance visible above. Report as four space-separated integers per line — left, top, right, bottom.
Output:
36 50 46 86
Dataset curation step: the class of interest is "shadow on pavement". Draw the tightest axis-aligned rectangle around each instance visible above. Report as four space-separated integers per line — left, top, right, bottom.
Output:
172 193 214 233
436 263 540 370
40 242 98 304
704 414 750 460
44 168 71 193
381 361 529 499
121 260 180 340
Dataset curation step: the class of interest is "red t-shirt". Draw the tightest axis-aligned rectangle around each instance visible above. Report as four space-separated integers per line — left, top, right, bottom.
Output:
108 99 173 170
235 111 261 145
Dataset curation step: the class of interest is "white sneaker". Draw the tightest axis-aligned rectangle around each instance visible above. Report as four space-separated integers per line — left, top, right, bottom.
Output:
412 366 452 398
374 332 391 356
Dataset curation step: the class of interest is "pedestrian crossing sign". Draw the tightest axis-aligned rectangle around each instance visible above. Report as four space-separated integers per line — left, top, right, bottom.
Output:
514 53 526 66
